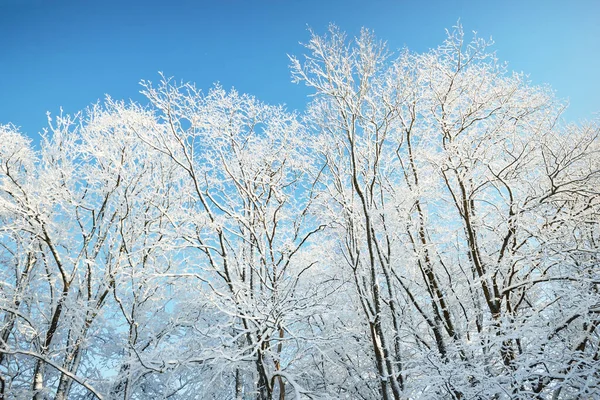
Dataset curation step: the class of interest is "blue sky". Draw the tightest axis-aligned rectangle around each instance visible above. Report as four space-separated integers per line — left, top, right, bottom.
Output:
1 0 599 139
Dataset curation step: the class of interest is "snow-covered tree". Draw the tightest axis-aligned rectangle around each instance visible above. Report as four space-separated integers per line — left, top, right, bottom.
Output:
291 24 600 399
0 24 598 400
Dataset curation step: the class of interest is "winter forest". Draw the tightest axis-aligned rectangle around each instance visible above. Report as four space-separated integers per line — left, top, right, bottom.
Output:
1 25 599 399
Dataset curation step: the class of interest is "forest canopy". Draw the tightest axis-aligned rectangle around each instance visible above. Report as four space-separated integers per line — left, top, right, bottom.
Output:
1 25 599 399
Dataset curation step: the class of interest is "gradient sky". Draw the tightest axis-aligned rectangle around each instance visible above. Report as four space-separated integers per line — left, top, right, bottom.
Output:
1 0 599 139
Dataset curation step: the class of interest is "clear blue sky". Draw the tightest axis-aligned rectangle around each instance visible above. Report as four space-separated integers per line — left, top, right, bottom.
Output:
1 0 599 139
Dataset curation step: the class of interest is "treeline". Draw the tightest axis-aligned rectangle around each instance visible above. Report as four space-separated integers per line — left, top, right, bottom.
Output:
1 25 599 399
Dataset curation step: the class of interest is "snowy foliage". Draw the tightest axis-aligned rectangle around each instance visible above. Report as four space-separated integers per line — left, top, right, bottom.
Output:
1 25 599 399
